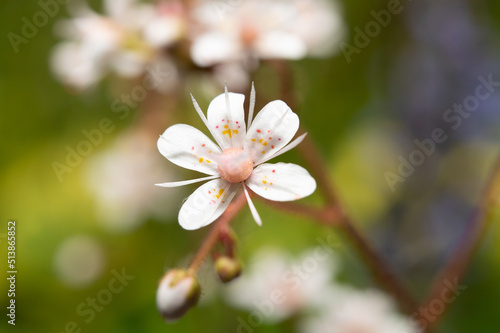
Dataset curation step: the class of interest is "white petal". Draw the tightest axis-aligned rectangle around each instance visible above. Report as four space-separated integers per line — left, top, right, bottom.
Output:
158 124 222 176
242 183 262 226
144 16 183 47
74 17 123 51
155 175 219 188
248 82 256 128
246 163 316 202
256 31 307 60
190 32 240 67
244 100 299 165
207 92 247 150
258 132 307 164
178 179 237 230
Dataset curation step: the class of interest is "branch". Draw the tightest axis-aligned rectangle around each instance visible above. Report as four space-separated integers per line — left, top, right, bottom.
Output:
420 155 500 331
259 199 341 225
263 199 420 314
267 59 419 315
339 214 419 314
300 133 419 314
188 192 247 273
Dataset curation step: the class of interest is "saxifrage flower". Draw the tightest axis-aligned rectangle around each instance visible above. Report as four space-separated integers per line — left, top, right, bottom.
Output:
51 0 185 90
156 84 316 230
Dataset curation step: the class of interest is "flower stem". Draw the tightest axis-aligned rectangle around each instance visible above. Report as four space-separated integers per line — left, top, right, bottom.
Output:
339 215 419 314
188 192 248 274
420 155 500 331
300 133 419 314
259 200 341 225
269 59 419 315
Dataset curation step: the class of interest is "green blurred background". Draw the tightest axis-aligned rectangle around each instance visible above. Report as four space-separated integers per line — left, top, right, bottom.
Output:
2 0 500 332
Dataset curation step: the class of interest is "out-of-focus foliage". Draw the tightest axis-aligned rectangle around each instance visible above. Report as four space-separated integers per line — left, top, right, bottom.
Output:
1 0 500 332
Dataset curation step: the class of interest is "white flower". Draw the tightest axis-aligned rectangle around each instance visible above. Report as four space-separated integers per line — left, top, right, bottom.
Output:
156 84 316 230
190 0 306 67
189 0 345 68
225 248 336 323
300 287 420 333
51 0 185 90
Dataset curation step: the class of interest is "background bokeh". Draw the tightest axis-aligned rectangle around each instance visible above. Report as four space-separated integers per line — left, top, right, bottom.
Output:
1 0 500 332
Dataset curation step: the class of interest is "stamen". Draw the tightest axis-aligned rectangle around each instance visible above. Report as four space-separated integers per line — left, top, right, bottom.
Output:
190 94 225 148
242 182 262 226
224 82 234 147
155 175 219 187
248 82 256 128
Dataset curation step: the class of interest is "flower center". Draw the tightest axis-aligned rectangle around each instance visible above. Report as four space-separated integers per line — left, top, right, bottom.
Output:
217 148 253 183
240 24 258 46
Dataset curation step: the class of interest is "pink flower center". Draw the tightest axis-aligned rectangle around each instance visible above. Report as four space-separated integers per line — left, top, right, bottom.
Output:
240 24 258 46
218 148 253 183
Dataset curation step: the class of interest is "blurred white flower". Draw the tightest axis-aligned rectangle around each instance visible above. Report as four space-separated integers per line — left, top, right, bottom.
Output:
53 235 105 288
300 287 420 333
225 248 337 323
189 0 345 68
51 0 185 91
290 0 346 57
85 129 177 233
144 1 186 47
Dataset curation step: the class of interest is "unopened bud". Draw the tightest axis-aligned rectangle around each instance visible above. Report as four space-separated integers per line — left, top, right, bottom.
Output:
215 256 242 283
156 269 201 321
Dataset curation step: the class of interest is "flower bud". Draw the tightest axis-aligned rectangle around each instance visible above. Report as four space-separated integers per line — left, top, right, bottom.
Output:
156 269 201 322
215 256 242 283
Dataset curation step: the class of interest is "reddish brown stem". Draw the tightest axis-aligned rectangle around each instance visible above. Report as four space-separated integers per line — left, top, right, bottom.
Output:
269 59 419 315
188 192 247 274
300 133 419 313
259 199 341 226
420 155 500 331
339 215 419 314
